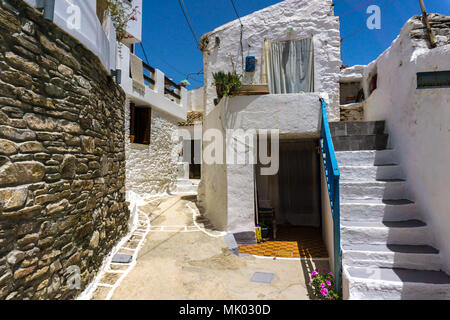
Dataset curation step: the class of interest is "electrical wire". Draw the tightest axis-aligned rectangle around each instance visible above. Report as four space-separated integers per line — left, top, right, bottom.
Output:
178 0 200 49
230 0 245 73
139 42 150 65
137 41 203 84
340 0 375 17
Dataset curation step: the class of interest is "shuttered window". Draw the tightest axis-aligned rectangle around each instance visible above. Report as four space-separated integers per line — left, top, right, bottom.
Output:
130 104 151 145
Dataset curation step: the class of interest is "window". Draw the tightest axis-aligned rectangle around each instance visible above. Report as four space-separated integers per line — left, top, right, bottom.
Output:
130 104 151 145
417 71 450 89
263 38 314 94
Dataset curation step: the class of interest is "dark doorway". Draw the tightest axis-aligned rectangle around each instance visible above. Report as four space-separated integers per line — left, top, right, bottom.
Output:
278 140 320 227
182 139 201 179
130 104 151 145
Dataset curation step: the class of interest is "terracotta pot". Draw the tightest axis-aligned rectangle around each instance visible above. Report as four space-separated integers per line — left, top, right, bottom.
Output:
130 135 135 143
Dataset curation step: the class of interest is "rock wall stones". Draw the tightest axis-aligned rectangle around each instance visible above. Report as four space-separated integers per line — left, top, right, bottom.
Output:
0 0 129 299
340 103 364 121
410 14 450 48
125 100 181 196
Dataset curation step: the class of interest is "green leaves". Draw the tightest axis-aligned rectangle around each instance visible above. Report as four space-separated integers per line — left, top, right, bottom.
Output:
104 0 140 42
310 270 341 300
212 71 242 98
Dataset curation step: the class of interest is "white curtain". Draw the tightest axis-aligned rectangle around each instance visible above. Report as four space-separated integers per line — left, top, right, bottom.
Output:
265 38 314 94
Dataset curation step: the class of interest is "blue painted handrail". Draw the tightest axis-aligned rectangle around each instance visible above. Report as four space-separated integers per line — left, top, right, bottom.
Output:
319 98 342 296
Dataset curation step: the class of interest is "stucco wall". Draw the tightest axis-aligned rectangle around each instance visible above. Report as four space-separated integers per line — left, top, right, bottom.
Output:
187 87 205 112
125 104 181 196
200 93 326 234
362 16 450 274
201 0 340 119
199 102 227 230
0 0 129 299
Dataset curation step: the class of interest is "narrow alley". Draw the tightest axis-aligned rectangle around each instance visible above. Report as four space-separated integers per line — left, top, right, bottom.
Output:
89 194 328 300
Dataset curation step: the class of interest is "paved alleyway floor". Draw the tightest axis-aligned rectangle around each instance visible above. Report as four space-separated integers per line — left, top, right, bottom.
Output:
91 195 329 300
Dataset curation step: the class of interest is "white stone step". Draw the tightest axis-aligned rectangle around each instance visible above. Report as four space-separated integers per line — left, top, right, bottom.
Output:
341 180 407 201
336 150 396 166
341 199 418 222
341 220 429 245
340 165 404 181
175 182 198 194
342 244 441 271
343 266 450 300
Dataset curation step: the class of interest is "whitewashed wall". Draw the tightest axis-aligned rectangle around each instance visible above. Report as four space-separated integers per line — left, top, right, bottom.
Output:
201 0 340 119
187 87 205 112
125 100 182 196
362 18 450 274
200 93 326 234
23 0 116 71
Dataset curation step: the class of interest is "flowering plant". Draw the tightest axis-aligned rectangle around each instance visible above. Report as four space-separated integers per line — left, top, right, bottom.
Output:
105 0 140 42
309 269 340 300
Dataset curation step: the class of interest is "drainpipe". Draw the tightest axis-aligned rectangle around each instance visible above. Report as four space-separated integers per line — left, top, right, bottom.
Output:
419 0 436 48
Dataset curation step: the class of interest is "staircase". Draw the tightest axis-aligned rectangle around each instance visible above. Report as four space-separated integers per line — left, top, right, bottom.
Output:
175 179 199 194
330 121 450 300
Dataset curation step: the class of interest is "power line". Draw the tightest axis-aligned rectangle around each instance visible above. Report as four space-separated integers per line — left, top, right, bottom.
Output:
138 42 203 84
230 0 245 73
178 0 200 49
139 42 150 65
230 0 243 25
340 0 375 17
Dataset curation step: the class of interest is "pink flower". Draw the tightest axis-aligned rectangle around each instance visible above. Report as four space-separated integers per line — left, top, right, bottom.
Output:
321 288 328 296
329 272 334 277
326 280 332 286
311 271 318 276
323 269 327 273
320 283 326 288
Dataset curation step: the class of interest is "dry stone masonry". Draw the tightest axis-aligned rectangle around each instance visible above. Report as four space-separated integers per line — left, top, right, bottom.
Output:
0 0 129 299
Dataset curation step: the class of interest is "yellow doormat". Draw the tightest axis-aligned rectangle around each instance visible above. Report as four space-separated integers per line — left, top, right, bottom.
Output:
238 240 328 259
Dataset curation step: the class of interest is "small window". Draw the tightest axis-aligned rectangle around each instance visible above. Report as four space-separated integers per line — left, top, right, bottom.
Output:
130 104 151 145
417 71 450 89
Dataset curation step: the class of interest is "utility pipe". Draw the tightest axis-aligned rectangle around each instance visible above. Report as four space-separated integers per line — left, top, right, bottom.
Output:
419 0 436 48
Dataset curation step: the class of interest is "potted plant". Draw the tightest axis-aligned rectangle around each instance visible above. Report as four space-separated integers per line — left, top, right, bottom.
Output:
212 71 243 101
309 269 340 300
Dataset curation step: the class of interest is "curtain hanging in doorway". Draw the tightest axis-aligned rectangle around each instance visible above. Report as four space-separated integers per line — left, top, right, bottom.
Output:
263 38 314 94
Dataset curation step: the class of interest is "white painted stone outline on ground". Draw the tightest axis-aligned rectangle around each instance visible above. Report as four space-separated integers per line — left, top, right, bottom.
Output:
77 192 154 300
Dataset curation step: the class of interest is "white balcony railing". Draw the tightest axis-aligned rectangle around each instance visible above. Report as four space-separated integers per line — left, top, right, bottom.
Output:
118 44 187 121
24 0 117 72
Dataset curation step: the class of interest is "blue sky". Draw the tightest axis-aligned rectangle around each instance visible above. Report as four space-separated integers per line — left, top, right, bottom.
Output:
135 0 449 89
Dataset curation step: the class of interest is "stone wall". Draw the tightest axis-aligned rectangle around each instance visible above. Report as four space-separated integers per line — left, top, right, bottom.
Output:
340 103 364 121
125 103 181 196
0 0 129 299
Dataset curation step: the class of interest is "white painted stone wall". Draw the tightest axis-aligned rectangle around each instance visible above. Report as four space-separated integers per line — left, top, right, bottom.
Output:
201 0 340 119
200 93 327 234
361 18 450 274
125 99 182 196
187 87 205 112
340 65 365 83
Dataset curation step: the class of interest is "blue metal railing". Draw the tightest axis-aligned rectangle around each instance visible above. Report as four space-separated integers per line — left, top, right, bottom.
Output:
319 98 342 295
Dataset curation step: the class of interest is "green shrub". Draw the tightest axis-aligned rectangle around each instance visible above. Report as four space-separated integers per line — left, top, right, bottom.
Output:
212 71 242 99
